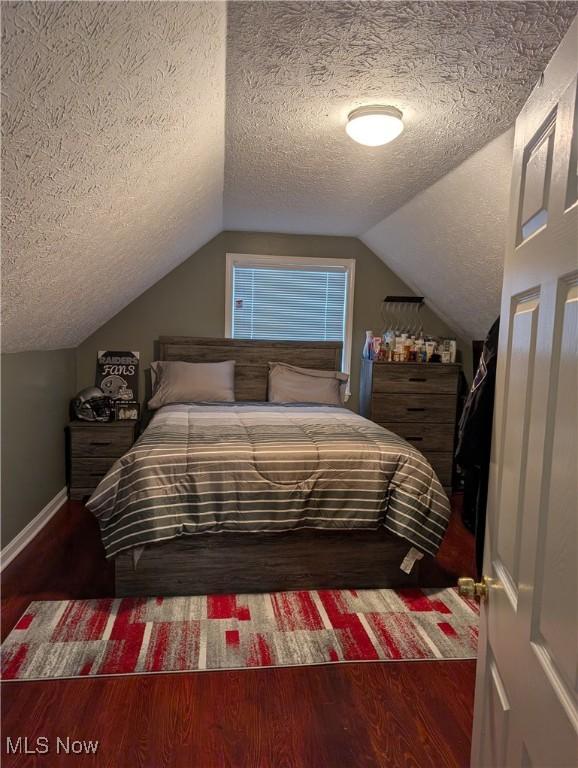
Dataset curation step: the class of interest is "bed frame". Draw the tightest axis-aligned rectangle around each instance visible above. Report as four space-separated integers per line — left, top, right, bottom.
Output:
114 336 446 597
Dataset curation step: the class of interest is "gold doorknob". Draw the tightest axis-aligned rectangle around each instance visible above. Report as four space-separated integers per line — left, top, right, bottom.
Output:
458 576 489 600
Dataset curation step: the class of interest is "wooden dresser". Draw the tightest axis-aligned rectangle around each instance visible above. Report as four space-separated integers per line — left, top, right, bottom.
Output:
360 361 460 493
67 420 139 501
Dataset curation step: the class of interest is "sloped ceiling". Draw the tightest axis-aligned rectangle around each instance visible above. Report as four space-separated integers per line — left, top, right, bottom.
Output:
224 1 576 235
1 1 576 351
1 1 226 352
363 129 515 341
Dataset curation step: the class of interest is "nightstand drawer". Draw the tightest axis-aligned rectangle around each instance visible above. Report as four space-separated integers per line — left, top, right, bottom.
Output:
373 364 459 394
371 394 457 423
379 422 455 452
68 421 138 501
71 458 118 489
70 425 135 457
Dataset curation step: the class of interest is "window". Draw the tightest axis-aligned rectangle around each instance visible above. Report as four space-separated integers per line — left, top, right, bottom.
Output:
225 253 355 383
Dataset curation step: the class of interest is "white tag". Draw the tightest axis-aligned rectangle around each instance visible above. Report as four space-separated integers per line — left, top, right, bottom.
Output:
400 546 424 574
132 545 144 569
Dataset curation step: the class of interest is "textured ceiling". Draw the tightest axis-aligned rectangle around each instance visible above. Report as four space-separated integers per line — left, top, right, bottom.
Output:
363 129 515 341
224 0 576 235
2 1 577 352
1 1 226 352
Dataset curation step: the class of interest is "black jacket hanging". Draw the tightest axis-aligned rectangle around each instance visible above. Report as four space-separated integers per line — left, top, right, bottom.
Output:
455 317 500 576
456 317 500 469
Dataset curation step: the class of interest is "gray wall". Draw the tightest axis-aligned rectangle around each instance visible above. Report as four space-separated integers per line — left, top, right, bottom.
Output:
1 349 76 547
76 231 466 412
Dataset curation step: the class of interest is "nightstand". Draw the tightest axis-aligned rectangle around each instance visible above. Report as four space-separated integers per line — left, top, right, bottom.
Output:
67 420 139 501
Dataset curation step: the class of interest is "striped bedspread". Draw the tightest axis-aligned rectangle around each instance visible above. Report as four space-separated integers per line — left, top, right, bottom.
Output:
87 403 451 559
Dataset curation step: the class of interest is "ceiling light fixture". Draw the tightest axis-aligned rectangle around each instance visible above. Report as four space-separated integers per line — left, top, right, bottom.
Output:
346 105 404 147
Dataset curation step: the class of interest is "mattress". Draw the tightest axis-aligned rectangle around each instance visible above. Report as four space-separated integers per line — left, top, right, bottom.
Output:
87 403 451 559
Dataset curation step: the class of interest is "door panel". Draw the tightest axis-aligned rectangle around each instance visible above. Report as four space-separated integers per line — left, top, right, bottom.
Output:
496 294 540 591
518 112 556 243
564 83 578 209
479 656 511 768
531 277 577 711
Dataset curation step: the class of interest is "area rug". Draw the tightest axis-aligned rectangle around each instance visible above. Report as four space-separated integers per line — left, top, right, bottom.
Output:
1 587 478 681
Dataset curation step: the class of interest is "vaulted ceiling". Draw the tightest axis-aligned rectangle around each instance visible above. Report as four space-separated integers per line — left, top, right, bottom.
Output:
2 1 576 351
224 0 575 235
1 2 226 351
363 129 515 340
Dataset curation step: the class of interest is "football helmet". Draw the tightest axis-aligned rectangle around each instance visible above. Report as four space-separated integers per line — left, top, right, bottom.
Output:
72 387 112 422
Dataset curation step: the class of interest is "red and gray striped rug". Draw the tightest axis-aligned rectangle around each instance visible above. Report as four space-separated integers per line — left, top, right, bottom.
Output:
1 587 478 681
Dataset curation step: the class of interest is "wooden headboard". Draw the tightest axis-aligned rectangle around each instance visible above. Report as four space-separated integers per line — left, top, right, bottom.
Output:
158 337 343 401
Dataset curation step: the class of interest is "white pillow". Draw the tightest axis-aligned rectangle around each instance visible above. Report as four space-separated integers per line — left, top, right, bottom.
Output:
268 363 348 405
148 360 235 409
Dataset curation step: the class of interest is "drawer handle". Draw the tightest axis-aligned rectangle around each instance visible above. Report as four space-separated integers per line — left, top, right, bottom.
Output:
407 436 423 441
408 377 427 382
407 407 426 412
90 441 112 446
90 472 104 477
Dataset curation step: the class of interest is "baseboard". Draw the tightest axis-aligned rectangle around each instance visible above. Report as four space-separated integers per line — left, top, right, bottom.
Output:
1 486 68 571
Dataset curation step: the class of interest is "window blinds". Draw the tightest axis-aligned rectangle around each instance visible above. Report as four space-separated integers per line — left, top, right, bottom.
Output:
231 265 348 342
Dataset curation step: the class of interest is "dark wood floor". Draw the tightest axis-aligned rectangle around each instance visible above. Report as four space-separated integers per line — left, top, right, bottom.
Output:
1 498 476 768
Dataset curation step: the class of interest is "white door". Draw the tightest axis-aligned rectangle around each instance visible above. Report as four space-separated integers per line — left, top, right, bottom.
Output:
470 16 578 768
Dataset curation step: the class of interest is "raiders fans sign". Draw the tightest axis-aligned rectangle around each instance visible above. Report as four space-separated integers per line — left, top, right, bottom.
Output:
96 351 140 401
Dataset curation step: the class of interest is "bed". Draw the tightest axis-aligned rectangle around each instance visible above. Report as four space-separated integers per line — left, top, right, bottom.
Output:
87 337 452 596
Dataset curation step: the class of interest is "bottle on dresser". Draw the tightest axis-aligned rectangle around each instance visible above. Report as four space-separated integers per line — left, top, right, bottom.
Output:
373 329 458 364
363 331 374 360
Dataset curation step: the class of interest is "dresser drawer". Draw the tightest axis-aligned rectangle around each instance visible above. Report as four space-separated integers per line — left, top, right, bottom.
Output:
371 394 457 423
372 364 459 395
379 422 455 452
423 452 453 486
70 425 135 457
71 457 118 489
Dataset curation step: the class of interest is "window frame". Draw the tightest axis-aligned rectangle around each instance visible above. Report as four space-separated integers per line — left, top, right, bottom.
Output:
225 253 356 380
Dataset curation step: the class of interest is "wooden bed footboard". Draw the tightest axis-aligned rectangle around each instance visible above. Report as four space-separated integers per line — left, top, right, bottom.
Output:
114 529 445 597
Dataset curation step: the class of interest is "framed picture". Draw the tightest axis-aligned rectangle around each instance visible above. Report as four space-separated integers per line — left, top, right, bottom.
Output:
96 351 140 402
115 400 140 421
